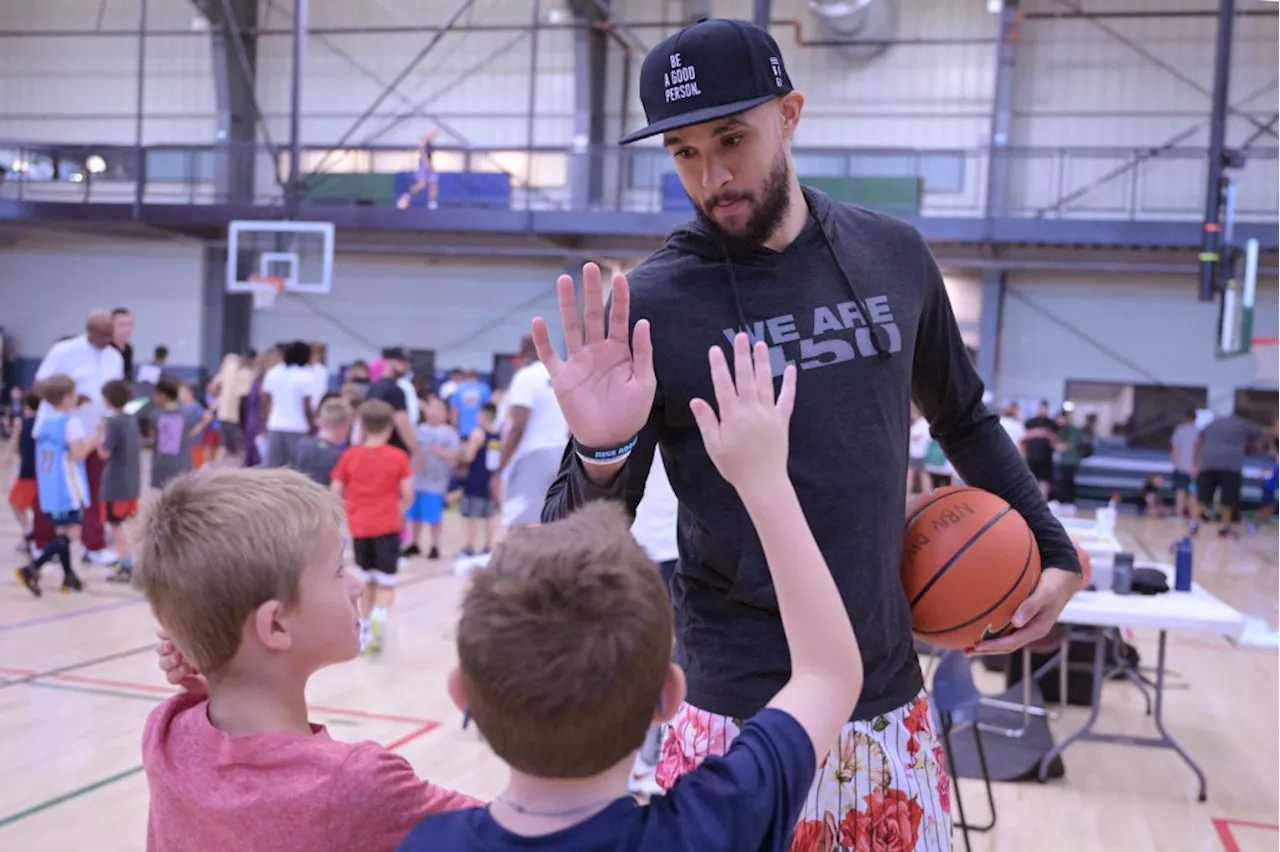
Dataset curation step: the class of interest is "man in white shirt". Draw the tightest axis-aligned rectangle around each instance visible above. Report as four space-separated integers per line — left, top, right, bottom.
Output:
999 401 1027 454
33 309 125 562
628 454 679 795
496 335 569 528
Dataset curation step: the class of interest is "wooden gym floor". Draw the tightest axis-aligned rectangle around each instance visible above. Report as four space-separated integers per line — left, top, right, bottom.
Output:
1 462 1276 851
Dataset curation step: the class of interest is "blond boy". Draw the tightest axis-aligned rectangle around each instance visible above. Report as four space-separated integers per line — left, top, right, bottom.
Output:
136 467 478 851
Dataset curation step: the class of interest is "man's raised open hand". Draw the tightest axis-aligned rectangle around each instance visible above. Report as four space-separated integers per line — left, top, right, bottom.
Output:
531 262 656 449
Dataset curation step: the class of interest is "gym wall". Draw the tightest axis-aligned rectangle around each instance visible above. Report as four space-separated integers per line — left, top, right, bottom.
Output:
996 272 1280 410
248 255 565 370
0 230 205 375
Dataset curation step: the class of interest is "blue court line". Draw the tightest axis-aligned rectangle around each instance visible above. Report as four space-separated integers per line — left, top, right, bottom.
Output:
0 598 144 633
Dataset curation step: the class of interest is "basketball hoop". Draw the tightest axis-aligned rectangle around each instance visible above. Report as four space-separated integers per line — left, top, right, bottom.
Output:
247 273 286 310
1251 336 1279 385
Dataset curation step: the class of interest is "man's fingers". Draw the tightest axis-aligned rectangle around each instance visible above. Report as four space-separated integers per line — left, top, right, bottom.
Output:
530 317 562 375
970 611 1052 655
632 319 655 387
607 272 631 344
1012 577 1055 629
581 263 605 346
556 274 582 357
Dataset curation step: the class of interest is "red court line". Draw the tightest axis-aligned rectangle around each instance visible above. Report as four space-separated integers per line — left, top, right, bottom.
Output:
1212 817 1280 852
386 722 441 751
0 665 435 727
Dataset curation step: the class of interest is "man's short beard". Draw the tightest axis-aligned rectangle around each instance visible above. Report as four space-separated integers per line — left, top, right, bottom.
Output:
695 148 792 252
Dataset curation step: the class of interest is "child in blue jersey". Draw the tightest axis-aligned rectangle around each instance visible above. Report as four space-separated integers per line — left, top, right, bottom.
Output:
17 374 99 597
398 337 865 852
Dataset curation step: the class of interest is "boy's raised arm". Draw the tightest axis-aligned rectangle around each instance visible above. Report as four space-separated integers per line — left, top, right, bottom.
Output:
689 334 863 755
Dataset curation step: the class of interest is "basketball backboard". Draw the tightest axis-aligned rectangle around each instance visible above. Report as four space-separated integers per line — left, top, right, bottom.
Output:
226 220 334 295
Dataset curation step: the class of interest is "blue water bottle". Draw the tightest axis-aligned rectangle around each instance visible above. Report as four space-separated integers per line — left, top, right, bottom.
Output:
1174 537 1193 592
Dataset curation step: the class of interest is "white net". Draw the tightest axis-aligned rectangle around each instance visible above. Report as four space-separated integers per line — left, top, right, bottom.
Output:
249 276 285 311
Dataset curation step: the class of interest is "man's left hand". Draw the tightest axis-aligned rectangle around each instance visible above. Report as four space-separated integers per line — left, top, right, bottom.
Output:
968 566 1082 655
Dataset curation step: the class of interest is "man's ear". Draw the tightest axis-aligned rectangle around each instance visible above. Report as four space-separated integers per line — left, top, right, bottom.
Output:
252 599 292 652
779 91 805 139
653 663 687 723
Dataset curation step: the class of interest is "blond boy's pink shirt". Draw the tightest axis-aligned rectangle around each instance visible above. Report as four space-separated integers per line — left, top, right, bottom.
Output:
143 692 480 851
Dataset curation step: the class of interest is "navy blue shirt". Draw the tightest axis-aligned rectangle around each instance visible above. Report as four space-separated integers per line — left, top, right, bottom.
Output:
397 709 814 852
17 415 36 479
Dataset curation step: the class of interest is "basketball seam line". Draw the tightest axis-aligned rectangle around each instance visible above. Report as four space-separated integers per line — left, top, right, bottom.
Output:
905 486 981 528
913 524 1035 636
908 505 1013 608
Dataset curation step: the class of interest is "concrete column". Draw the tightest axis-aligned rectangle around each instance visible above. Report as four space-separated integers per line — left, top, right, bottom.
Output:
206 0 259 365
570 2 609 209
976 270 1005 396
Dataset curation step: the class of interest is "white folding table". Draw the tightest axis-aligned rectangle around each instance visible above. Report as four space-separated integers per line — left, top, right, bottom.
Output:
1037 564 1246 801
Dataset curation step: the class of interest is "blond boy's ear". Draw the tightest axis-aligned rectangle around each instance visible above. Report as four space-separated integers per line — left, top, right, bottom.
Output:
252 599 292 653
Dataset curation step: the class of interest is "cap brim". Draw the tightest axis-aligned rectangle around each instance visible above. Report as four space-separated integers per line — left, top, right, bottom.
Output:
618 94 779 145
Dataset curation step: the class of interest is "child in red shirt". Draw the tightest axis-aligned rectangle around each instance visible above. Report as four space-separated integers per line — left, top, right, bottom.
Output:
331 398 413 654
134 467 478 852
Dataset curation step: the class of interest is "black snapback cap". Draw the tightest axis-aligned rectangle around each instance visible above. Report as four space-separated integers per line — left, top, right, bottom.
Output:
620 17 794 145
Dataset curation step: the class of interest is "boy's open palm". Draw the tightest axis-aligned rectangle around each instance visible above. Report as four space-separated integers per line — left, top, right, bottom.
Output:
690 334 797 491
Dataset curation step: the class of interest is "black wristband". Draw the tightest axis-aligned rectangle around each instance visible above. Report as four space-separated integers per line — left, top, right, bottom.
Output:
574 435 639 464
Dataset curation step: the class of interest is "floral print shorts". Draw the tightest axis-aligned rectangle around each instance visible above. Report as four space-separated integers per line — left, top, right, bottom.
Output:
655 690 953 852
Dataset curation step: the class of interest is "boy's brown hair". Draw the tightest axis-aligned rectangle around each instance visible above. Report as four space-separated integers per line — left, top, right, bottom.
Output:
318 397 353 431
38 374 77 408
132 467 345 677
358 398 394 436
457 501 673 778
102 379 132 410
154 376 180 402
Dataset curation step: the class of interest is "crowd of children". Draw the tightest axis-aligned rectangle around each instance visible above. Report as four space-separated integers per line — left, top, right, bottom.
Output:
145 338 862 851
8 370 217 595
8 353 510 603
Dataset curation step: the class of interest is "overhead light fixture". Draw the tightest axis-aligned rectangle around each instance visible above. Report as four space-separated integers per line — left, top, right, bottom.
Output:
85 154 106 174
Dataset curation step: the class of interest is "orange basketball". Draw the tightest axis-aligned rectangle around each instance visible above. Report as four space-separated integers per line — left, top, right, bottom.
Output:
902 486 1041 650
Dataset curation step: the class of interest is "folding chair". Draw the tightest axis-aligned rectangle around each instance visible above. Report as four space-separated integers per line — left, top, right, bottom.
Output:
931 650 997 852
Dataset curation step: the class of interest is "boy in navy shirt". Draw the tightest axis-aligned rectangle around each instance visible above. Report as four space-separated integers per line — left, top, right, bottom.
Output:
399 337 864 851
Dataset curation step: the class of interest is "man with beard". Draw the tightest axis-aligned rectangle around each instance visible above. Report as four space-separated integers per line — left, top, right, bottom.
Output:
537 18 1081 848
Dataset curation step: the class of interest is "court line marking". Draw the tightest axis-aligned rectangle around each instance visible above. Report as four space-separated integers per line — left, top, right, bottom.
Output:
16 680 363 728
0 673 442 831
0 643 156 692
0 665 439 726
0 598 144 633
1211 817 1280 852
0 766 146 830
